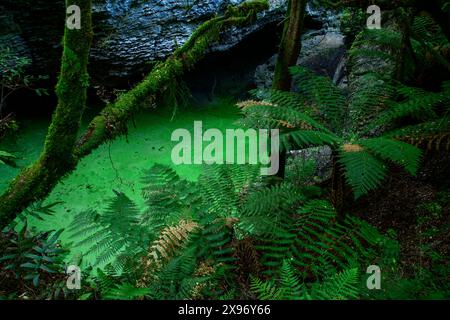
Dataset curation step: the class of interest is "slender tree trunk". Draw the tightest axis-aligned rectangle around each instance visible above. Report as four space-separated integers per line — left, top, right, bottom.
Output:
0 0 93 230
272 0 307 179
272 0 306 91
395 10 414 82
330 151 345 220
0 1 269 229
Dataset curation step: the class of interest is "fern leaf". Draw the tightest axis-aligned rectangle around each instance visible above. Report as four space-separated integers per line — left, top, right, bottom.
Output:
360 137 422 175
339 149 387 199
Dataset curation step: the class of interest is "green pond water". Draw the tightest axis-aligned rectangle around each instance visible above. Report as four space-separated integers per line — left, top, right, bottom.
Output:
0 98 246 267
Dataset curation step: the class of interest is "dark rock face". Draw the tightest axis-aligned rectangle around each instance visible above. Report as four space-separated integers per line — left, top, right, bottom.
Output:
254 3 347 90
1 0 285 86
91 0 285 83
0 0 65 79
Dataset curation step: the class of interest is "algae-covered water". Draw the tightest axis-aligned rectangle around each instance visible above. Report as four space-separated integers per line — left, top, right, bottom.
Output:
0 99 244 266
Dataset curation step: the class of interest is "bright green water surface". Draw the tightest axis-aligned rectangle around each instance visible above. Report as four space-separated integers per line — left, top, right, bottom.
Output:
0 99 243 266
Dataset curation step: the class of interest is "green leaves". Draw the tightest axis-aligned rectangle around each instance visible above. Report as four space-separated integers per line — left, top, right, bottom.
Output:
339 149 387 199
290 66 346 131
104 283 150 300
338 138 422 199
66 192 146 269
0 227 66 287
360 137 422 175
251 261 360 300
309 268 360 300
283 130 341 150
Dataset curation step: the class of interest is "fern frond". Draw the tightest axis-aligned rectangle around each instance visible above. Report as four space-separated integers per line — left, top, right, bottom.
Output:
279 260 304 300
67 193 145 268
238 102 329 133
309 268 359 300
141 165 201 227
250 276 284 300
372 90 443 127
257 199 381 279
360 137 422 175
141 220 199 276
104 283 150 300
338 149 387 199
282 130 341 151
290 66 346 130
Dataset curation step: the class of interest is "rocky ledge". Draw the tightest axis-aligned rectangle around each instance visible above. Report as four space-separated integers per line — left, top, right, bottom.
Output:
0 0 286 86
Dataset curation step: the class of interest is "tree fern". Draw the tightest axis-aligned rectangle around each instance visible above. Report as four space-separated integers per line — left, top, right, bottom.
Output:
239 65 432 199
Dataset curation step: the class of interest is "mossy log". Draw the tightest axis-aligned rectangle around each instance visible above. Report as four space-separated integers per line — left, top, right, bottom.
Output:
0 0 269 230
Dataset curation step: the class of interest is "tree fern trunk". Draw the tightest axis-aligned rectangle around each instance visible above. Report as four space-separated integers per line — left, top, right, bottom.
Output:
331 151 345 220
0 0 93 229
272 0 306 179
395 10 415 82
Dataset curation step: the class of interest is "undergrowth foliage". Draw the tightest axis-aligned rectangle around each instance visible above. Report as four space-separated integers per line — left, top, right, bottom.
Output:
60 164 389 300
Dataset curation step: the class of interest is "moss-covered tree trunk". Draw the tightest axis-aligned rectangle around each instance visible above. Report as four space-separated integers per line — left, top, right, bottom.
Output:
272 0 306 179
272 0 306 91
0 0 93 230
0 1 269 229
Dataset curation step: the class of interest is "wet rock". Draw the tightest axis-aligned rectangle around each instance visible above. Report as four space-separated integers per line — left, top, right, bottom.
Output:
254 4 347 90
288 146 333 182
0 8 31 68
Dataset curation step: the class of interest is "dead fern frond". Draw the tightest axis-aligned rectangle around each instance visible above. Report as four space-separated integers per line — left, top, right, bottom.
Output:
237 100 277 109
139 220 199 285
